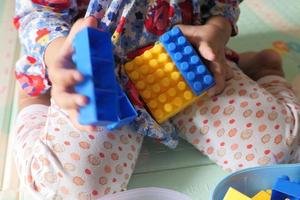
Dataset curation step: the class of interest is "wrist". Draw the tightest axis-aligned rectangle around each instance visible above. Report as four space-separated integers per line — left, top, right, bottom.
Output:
44 37 66 68
206 16 232 41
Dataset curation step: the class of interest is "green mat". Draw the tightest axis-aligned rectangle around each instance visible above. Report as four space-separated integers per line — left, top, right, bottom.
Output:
230 0 300 83
129 1 300 200
0 0 5 21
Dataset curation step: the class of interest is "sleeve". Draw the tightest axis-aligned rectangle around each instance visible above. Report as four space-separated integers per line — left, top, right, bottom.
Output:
199 0 242 36
14 0 79 96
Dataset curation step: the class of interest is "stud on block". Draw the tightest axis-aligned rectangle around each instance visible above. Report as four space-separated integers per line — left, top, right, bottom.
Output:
124 27 215 123
125 43 203 123
72 27 137 129
159 27 215 96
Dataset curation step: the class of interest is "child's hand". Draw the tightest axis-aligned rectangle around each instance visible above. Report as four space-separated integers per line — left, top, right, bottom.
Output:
45 17 98 132
178 16 234 96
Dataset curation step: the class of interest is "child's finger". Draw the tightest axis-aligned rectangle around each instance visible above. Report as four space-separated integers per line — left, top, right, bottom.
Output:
225 62 234 80
82 16 98 28
52 89 87 109
207 62 226 96
68 109 97 132
50 68 83 87
198 42 218 62
73 122 97 132
63 16 98 54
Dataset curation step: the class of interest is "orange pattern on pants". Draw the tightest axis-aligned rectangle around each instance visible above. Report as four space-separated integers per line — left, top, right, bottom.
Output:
172 64 300 172
13 104 143 200
13 62 300 199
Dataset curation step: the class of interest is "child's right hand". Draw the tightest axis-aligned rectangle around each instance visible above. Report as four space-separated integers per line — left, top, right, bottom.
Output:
45 17 98 132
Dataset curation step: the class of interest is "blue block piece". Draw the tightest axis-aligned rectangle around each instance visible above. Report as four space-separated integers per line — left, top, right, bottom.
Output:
72 28 118 126
72 27 137 129
159 27 215 96
271 176 300 200
106 84 138 130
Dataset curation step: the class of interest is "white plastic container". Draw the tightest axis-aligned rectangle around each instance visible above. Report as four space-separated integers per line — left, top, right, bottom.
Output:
98 187 192 200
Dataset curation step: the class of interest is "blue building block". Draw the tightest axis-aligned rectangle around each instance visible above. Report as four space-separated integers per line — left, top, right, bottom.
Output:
159 27 215 96
271 176 300 200
72 27 137 129
107 84 138 130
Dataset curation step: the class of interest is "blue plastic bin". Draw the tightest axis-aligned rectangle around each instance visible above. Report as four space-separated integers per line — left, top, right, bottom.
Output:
211 164 300 200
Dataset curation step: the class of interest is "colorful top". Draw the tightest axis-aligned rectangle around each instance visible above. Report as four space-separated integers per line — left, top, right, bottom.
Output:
14 0 241 148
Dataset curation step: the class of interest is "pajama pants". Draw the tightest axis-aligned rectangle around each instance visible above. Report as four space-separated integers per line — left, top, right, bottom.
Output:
13 63 300 200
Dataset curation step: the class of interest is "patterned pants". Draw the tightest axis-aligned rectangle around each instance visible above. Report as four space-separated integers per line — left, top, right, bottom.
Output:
13 63 300 200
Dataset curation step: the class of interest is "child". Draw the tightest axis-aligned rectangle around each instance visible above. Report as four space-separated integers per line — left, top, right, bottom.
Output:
13 0 300 199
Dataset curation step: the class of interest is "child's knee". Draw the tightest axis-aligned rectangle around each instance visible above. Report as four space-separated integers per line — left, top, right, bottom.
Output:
19 140 132 199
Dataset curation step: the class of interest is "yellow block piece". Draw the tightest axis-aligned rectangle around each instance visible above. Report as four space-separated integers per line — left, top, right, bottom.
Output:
252 190 271 200
125 43 203 123
223 187 251 200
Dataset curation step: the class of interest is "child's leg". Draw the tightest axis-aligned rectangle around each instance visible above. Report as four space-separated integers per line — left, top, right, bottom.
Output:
239 50 300 162
13 92 143 199
171 50 300 172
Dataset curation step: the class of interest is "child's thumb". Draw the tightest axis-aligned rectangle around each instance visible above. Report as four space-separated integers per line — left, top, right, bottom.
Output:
68 16 98 41
63 17 98 55
199 42 217 62
82 16 98 28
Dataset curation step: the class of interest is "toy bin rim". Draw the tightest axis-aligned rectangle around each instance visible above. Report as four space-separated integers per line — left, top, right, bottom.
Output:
211 163 300 200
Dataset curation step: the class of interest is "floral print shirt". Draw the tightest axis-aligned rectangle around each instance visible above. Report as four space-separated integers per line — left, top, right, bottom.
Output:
14 0 241 148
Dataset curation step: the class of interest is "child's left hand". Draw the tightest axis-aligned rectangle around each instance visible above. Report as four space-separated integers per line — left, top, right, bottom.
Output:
178 16 234 96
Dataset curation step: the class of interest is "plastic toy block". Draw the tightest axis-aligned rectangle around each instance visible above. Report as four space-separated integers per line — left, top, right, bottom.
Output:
271 176 300 200
106 84 138 130
252 190 271 200
159 27 215 96
72 27 118 125
223 187 251 200
72 27 137 129
266 190 272 195
125 43 204 123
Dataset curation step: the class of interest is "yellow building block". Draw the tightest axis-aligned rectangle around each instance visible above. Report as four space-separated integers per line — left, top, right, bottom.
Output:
125 44 204 123
265 190 272 195
223 187 251 200
252 190 271 200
